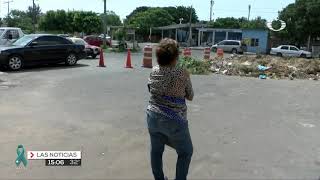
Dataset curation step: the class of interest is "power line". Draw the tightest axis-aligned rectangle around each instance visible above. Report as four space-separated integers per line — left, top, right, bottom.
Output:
252 0 257 7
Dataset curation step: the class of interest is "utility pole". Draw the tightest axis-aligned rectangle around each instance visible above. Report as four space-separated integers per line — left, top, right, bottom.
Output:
210 0 214 21
248 4 251 21
103 0 107 48
3 0 13 18
32 0 36 33
188 6 193 47
149 27 152 42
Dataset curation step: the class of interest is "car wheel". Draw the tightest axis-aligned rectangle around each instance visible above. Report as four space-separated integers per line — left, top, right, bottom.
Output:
92 54 97 59
231 48 237 54
277 53 282 57
300 54 307 58
65 53 77 66
8 55 23 71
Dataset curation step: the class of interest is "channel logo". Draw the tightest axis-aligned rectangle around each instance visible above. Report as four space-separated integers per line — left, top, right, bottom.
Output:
15 145 28 167
15 145 82 167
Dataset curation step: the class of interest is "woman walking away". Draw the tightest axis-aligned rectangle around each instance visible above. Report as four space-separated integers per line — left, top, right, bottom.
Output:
146 38 194 180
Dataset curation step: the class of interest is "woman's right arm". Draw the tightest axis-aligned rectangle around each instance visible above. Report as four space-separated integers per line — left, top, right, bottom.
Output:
185 70 194 101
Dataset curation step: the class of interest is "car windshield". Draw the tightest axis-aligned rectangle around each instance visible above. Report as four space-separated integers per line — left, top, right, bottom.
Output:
290 47 299 51
12 35 37 46
0 29 5 37
74 39 87 45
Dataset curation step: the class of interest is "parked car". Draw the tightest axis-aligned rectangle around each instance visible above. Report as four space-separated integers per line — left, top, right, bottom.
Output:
270 45 312 58
98 34 111 40
0 34 86 71
83 35 111 47
69 37 100 59
211 40 247 54
111 40 128 49
58 34 71 38
0 27 24 46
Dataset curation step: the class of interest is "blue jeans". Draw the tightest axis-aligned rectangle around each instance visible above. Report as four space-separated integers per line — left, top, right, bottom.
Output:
146 110 193 180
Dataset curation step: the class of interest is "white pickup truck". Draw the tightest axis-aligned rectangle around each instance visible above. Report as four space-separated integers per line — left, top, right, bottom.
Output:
0 27 24 46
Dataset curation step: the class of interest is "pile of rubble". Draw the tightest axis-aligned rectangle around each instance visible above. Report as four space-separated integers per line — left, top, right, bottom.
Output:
209 55 320 80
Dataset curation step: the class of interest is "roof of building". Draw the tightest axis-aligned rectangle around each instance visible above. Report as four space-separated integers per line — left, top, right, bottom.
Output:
154 23 208 30
196 28 243 32
0 27 22 30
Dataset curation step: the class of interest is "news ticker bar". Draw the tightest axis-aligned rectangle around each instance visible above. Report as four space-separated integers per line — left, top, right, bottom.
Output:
27 151 81 160
27 151 82 167
45 159 81 166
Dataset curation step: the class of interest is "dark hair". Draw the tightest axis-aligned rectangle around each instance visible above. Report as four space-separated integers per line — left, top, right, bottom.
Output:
156 38 179 66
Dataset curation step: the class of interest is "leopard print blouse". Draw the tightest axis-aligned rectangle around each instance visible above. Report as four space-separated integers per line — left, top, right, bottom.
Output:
147 65 194 121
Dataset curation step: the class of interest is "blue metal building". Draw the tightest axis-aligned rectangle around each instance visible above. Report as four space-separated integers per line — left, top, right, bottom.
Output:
242 29 269 54
197 28 269 54
155 24 269 54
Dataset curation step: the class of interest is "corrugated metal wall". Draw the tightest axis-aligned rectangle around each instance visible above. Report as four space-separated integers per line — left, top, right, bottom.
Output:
242 30 269 54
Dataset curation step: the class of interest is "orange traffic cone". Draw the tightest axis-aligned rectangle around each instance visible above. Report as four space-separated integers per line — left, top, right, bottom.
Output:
125 49 133 68
98 49 106 67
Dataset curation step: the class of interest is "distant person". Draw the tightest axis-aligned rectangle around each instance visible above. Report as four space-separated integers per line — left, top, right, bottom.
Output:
146 38 194 180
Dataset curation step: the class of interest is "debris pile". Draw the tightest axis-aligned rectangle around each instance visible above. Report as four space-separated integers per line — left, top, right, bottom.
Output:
209 55 320 80
179 57 211 75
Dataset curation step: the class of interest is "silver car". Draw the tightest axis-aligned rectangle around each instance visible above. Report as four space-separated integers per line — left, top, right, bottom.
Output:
211 40 247 54
270 45 312 58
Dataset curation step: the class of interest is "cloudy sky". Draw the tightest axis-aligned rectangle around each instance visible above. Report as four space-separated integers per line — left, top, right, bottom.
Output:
0 0 295 21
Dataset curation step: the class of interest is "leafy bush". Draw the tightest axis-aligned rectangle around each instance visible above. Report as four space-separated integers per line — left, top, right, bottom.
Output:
178 57 211 75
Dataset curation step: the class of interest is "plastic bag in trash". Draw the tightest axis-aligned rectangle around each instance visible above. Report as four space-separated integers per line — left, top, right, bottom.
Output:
259 74 267 79
258 65 271 71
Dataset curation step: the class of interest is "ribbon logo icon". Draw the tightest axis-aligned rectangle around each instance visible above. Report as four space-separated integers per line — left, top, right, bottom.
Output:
15 145 28 167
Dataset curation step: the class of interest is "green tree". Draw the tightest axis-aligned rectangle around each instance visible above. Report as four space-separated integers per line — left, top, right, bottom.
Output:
5 10 33 33
73 11 102 34
163 6 198 24
65 11 76 33
127 8 174 36
241 17 267 29
39 10 103 34
39 10 59 32
277 0 320 45
55 10 68 33
125 6 150 20
208 17 241 28
126 6 198 25
27 4 42 24
101 11 122 26
208 17 267 29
